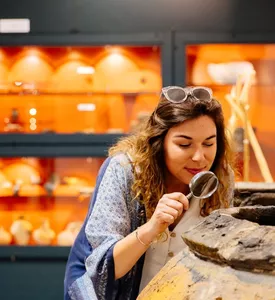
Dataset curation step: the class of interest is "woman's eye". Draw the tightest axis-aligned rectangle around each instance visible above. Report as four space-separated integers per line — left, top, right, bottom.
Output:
204 143 214 147
179 144 191 148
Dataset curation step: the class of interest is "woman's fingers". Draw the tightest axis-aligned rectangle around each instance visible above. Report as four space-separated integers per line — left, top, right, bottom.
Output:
157 203 179 220
162 192 189 211
158 212 175 225
150 192 190 233
160 198 183 217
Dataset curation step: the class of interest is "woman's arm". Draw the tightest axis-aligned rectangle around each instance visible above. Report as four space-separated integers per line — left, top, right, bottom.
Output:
113 192 188 279
85 155 188 286
84 156 134 298
113 223 156 279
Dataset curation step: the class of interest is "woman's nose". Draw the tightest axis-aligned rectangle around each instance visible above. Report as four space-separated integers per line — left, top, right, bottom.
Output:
191 148 205 161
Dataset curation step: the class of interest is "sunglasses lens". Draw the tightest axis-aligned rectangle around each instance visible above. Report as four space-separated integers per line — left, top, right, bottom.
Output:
193 88 212 101
166 88 186 103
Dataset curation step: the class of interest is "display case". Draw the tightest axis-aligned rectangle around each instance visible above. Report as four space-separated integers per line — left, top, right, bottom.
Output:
0 45 162 134
0 37 168 299
0 156 105 246
0 153 111 300
183 43 275 182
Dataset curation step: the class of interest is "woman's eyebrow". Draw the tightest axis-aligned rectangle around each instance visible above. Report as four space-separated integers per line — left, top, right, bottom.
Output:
174 134 192 140
174 134 216 140
205 134 216 140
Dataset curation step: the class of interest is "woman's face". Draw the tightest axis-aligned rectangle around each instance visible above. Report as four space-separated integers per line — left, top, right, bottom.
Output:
163 115 217 186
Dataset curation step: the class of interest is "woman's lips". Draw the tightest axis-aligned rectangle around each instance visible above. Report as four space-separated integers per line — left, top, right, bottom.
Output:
185 168 205 175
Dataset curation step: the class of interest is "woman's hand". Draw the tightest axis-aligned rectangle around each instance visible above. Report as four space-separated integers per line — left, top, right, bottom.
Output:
146 192 189 236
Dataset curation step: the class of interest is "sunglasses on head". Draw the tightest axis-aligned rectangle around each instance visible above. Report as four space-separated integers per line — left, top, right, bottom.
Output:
161 86 213 103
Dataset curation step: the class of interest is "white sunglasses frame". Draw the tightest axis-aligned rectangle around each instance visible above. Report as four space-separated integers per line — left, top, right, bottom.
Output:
161 86 213 103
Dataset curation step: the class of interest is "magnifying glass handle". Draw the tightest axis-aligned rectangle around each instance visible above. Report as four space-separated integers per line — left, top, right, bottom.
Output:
186 192 192 200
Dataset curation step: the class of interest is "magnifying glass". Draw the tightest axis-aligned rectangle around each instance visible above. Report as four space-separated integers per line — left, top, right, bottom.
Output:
186 171 219 200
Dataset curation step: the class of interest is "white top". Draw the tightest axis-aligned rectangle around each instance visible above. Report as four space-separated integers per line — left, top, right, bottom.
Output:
139 197 204 293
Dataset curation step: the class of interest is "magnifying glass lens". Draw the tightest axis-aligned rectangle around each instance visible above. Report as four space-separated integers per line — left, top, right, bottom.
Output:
187 171 219 200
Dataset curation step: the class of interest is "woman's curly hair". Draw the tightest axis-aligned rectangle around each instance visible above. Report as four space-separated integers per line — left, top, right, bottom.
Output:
109 94 235 219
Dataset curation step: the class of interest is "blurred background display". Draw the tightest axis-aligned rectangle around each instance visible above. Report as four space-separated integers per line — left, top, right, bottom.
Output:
0 45 162 134
186 44 275 182
0 156 104 246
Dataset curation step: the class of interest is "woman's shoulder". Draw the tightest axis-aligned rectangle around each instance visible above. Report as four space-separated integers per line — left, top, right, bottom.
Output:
107 152 134 176
110 152 132 166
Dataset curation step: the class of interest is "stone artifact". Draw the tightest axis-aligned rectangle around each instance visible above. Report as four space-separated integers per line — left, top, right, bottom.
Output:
234 181 275 207
138 205 275 300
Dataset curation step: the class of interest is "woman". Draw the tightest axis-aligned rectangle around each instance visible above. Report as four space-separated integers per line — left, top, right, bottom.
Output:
64 86 235 300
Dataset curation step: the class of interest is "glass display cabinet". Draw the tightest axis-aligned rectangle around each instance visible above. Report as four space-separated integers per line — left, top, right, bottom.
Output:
0 44 163 300
0 156 104 247
0 45 162 134
0 44 162 245
185 43 275 182
0 154 109 300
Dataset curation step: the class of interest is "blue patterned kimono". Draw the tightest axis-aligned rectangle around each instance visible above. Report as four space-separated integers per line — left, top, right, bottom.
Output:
64 153 146 300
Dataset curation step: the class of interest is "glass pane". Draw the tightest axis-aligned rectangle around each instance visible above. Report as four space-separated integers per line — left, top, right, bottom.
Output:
0 46 162 133
186 44 275 182
0 156 105 246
